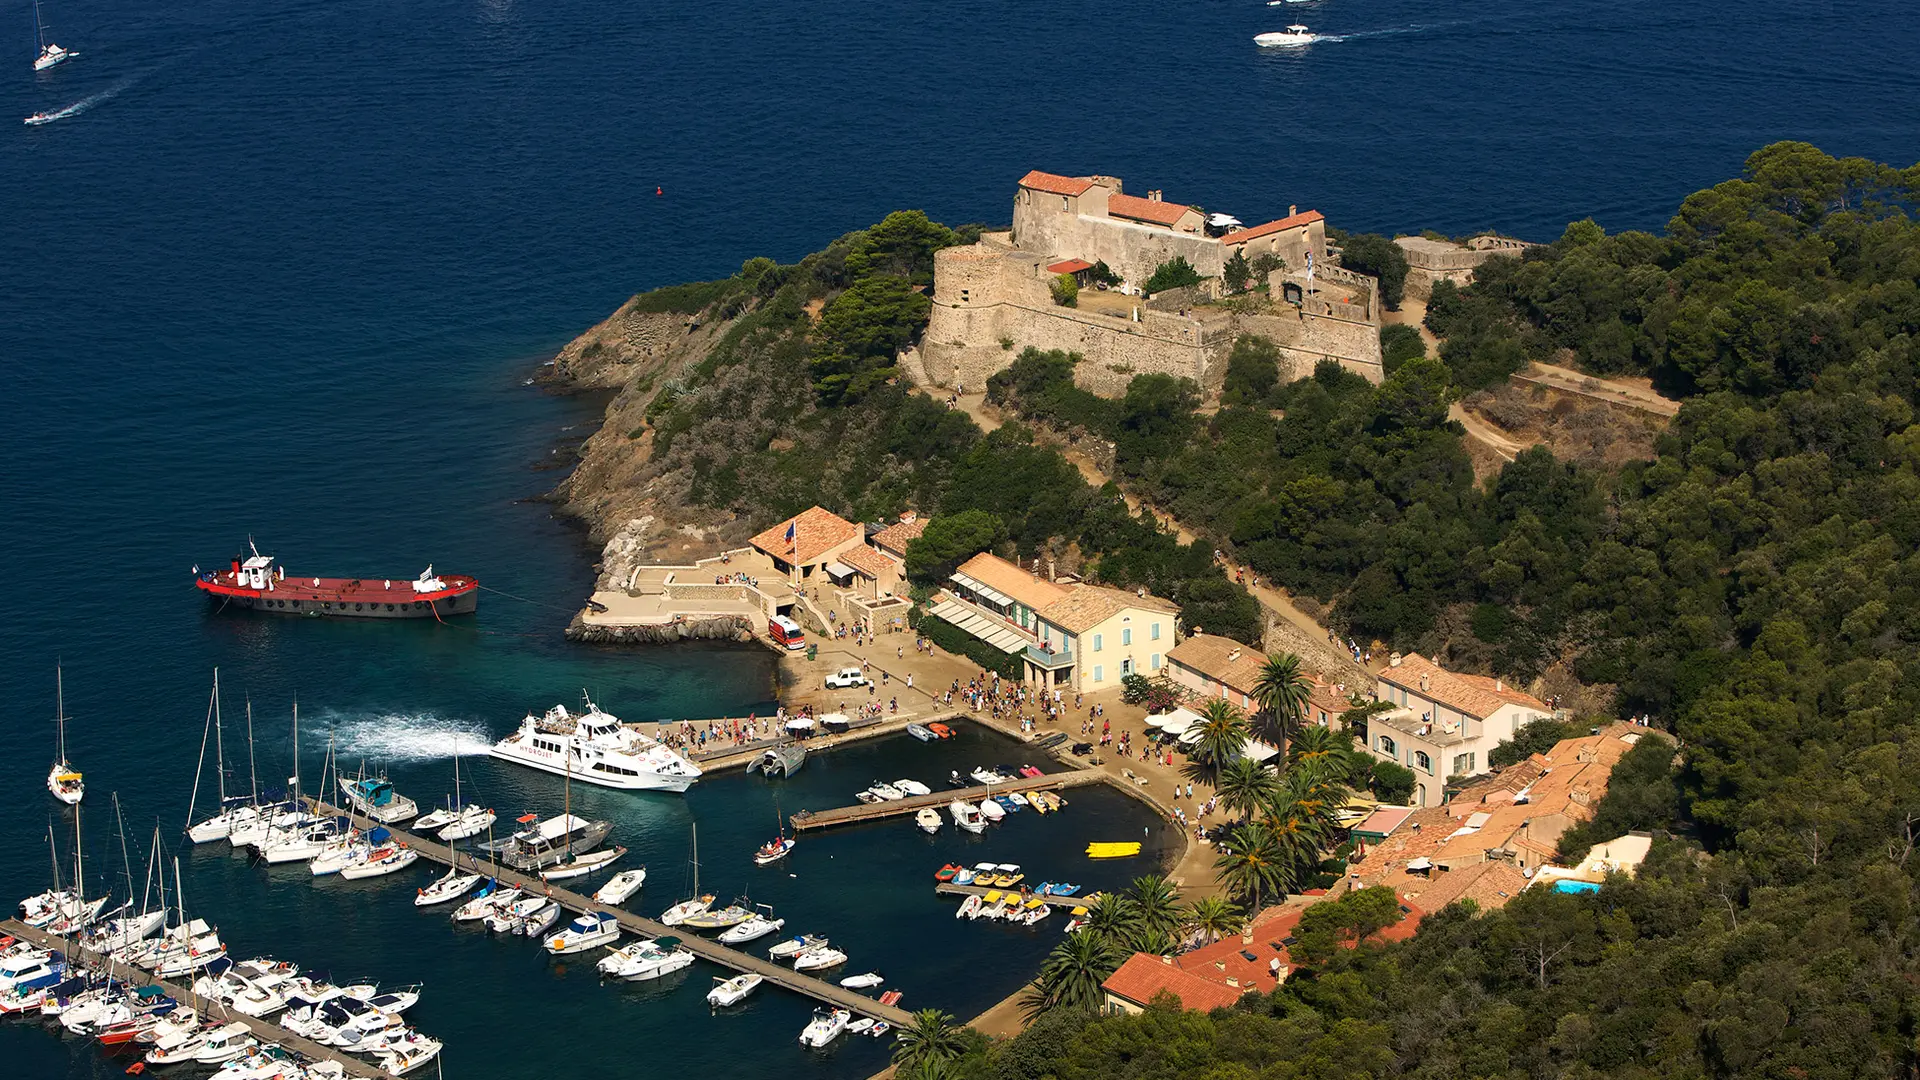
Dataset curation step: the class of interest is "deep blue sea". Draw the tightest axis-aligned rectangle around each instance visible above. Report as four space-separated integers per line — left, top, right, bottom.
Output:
2 0 1915 1075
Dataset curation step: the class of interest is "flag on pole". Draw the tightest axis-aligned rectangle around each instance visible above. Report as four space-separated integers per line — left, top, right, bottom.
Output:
785 520 797 554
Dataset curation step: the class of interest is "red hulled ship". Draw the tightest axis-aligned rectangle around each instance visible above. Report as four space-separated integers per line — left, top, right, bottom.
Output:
195 544 479 619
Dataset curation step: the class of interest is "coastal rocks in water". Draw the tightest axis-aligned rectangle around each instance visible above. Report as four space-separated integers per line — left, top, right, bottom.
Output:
565 613 756 646
597 516 657 592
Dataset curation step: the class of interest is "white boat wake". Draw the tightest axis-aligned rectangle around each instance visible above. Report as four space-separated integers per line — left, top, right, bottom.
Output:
1314 22 1471 44
23 79 128 126
319 709 495 764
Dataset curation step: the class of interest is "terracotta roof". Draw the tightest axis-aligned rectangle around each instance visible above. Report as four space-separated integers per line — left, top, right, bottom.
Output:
1170 896 1424 997
1019 170 1096 197
1406 861 1529 912
1047 259 1094 274
1219 209 1325 245
1306 678 1350 723
870 516 928 557
1450 756 1550 813
1378 654 1547 720
747 506 861 566
1039 584 1176 635
953 552 1069 611
836 544 900 579
1107 192 1195 228
1102 954 1246 1013
1166 633 1267 696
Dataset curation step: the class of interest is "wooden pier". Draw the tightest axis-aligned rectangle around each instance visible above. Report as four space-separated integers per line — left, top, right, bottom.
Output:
933 882 1091 903
786 768 1104 833
314 803 913 1028
0 918 388 1079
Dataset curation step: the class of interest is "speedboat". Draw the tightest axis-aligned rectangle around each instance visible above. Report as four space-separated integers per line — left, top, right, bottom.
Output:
706 972 762 1007
977 798 1006 823
749 742 806 778
541 845 626 881
492 699 702 792
753 837 795 865
680 899 753 930
792 945 848 971
374 1030 443 1075
718 913 784 944
478 813 613 872
955 896 981 920
894 779 931 796
544 912 621 954
906 723 935 742
594 868 647 905
1255 24 1316 46
949 799 987 834
597 938 692 981
798 1006 850 1048
658 893 714 927
915 808 943 834
338 774 418 824
414 868 481 907
147 1021 227 1065
867 781 905 801
870 1021 891 1038
768 934 827 960
969 767 1000 786
839 971 884 990
191 1021 258 1064
453 884 520 923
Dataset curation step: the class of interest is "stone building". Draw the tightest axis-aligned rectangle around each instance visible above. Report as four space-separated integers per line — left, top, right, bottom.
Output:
1393 234 1536 300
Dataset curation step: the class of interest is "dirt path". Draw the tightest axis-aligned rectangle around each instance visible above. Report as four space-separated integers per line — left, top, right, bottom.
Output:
1450 402 1530 463
1516 361 1681 417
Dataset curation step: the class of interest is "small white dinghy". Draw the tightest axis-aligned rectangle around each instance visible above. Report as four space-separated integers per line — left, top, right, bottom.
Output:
594 868 646 905
914 807 942 834
839 971 884 990
847 1017 876 1035
706 972 762 1007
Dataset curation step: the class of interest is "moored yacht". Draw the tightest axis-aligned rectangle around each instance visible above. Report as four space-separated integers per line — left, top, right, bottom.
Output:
491 698 702 792
339 774 418 824
477 813 612 872
597 937 693 981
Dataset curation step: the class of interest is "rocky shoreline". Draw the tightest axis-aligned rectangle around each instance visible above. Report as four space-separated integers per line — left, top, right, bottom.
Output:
562 612 760 647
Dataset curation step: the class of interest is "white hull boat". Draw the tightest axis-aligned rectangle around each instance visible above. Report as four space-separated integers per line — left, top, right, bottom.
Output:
949 799 987 834
977 798 1006 823
540 845 625 881
436 807 495 841
659 895 714 927
593 868 646 905
768 934 826 960
376 1031 443 1076
799 1007 850 1048
839 971 884 990
914 807 942 834
518 900 563 937
414 868 481 907
792 945 848 971
893 779 931 796
955 895 981 919
597 939 692 981
544 912 621 954
453 885 520 923
492 699 701 792
1255 24 1316 46
718 914 784 944
339 775 418 824
338 846 419 880
707 972 762 1007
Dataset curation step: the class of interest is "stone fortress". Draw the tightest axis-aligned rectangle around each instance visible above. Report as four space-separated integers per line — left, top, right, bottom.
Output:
912 170 1387 398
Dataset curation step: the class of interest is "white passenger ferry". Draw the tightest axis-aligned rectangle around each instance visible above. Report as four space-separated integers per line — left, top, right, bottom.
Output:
489 698 703 793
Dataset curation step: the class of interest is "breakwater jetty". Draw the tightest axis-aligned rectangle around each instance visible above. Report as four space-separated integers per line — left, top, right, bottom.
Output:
0 918 388 1079
788 768 1103 832
313 801 913 1027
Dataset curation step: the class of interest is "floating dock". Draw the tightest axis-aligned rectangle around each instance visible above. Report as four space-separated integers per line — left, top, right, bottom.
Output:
933 882 1089 902
0 917 388 1079
313 802 913 1027
787 768 1104 832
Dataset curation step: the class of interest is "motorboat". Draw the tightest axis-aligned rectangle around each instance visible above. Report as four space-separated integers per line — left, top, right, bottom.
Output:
980 895 1010 920
414 868 481 907
339 774 418 824
977 798 1006 823
799 1006 850 1048
659 890 715 925
544 912 622 954
492 698 702 792
478 813 613 873
1255 24 1316 46
375 1031 443 1076
214 1046 304 1080
906 723 935 742
753 837 795 865
949 799 987 834
848 1017 876 1035
867 781 905 801
147 1021 226 1065
1022 900 1053 925
870 1021 891 1038
768 934 827 959
839 971 884 989
453 884 520 923
313 997 405 1050
915 807 942 834
792 945 848 971
519 900 564 938
680 899 753 930
969 767 1001 786
707 972 762 1007
894 779 931 796
993 794 1022 814
191 1021 258 1064
718 909 784 944
140 1004 203 1051
1007 792 1031 809
541 845 626 881
749 742 806 778
47 667 83 805
594 868 647 905
484 894 550 934
365 986 421 1015
597 937 692 981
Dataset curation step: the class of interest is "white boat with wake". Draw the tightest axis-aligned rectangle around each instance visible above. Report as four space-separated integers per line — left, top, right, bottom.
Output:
1255 25 1316 47
491 697 702 792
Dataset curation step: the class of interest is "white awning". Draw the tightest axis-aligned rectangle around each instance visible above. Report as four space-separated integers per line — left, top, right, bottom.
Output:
927 598 1028 654
950 572 1015 608
1179 728 1204 745
1242 738 1281 762
824 562 855 580
785 718 815 730
1405 857 1433 872
1158 707 1205 735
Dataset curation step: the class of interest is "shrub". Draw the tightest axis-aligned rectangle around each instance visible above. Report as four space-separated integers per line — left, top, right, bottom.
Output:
1050 273 1079 307
912 611 1023 678
1336 234 1410 310
1223 250 1253 293
627 277 742 315
1369 760 1417 804
1144 257 1202 295
1380 323 1427 375
1489 716 1580 769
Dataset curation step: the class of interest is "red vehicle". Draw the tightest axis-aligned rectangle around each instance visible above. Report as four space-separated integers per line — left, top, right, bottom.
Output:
768 615 806 650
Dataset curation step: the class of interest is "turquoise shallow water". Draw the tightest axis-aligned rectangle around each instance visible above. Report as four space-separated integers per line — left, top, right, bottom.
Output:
2 0 1916 1073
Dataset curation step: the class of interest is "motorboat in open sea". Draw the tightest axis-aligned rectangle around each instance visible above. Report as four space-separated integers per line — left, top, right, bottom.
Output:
492 698 702 792
1254 24 1316 46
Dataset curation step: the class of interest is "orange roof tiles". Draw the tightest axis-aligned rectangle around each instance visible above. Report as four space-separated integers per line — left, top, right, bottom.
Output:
1219 209 1325 245
1166 633 1267 695
954 552 1070 611
869 516 927 557
1379 654 1547 720
1040 584 1176 634
1408 861 1529 911
1107 192 1194 228
747 506 860 566
836 544 900 579
1019 170 1096 197
1102 954 1246 1012
1047 259 1094 274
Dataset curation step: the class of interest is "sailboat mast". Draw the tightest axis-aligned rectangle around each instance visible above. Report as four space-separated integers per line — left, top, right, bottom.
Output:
140 823 159 916
54 664 67 765
185 676 216 834
72 801 85 924
114 792 134 908
245 699 259 805
213 669 227 803
47 821 62 894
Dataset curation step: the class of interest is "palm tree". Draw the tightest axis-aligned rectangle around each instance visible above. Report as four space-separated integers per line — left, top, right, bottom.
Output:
1215 755 1282 822
1081 891 1143 950
1182 895 1246 944
1128 874 1182 940
1253 653 1312 767
1191 698 1250 777
1019 930 1126 1019
891 1009 970 1070
1214 820 1296 912
1287 724 1360 784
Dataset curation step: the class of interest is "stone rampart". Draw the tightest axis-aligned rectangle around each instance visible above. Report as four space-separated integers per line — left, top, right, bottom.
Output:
1012 209 1225 288
924 299 1214 396
1236 311 1384 384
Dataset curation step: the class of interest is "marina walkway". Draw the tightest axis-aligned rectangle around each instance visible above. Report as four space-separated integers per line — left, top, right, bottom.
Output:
788 768 1104 832
312 803 913 1028
933 883 1089 902
0 918 388 1079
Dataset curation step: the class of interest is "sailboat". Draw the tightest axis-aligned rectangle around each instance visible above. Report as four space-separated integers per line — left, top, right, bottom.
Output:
47 666 83 805
415 739 494 841
753 797 794 865
537 745 622 880
186 671 251 843
32 0 73 71
88 795 166 951
658 823 713 926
